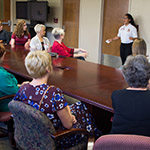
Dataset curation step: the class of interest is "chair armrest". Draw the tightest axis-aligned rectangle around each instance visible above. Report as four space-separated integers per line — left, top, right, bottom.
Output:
0 112 12 122
0 94 15 101
51 128 89 140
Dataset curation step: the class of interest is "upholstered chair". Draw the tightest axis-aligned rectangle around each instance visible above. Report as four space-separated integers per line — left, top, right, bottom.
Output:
93 134 150 150
8 100 89 150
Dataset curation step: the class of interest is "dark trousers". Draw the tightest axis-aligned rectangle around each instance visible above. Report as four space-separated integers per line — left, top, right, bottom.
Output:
76 56 85 61
120 43 133 65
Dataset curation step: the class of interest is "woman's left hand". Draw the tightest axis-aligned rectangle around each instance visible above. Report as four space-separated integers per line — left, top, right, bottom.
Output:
72 115 77 124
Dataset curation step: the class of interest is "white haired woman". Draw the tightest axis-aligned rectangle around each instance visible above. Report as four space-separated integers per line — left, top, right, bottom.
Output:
51 28 88 60
30 24 51 51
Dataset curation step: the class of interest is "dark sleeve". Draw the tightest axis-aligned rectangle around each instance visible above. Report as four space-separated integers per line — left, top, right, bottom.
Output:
51 87 68 112
13 85 26 101
5 30 10 44
111 91 116 109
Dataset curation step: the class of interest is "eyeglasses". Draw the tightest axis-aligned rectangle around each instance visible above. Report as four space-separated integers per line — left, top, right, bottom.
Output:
123 17 128 20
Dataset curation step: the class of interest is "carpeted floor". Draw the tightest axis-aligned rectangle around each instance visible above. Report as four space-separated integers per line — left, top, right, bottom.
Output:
0 136 13 150
0 122 13 150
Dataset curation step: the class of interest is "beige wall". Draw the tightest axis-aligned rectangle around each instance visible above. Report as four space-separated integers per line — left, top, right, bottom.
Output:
129 0 150 58
79 0 104 63
10 0 150 63
11 0 63 31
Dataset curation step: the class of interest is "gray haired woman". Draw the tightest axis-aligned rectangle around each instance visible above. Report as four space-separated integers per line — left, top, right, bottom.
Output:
111 55 150 136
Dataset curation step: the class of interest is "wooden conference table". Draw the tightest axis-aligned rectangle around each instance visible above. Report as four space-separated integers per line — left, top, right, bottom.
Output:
2 45 128 114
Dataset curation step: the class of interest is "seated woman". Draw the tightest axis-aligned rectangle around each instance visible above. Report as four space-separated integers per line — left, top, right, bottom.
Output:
111 55 150 136
10 20 31 49
30 24 51 51
51 28 88 60
132 38 147 56
0 21 9 44
13 50 101 148
0 44 19 112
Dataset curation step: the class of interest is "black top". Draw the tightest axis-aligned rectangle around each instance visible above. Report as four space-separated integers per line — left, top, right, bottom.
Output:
111 89 150 136
41 42 45 50
0 29 9 44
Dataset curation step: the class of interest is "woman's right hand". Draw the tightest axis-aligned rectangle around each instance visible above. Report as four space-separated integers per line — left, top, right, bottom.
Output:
106 39 113 43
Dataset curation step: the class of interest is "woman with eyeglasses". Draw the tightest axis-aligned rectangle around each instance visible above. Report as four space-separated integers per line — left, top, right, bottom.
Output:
107 13 138 65
30 24 51 52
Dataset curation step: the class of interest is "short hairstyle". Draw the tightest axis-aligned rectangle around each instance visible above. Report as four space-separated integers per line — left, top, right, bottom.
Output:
122 55 150 88
0 21 2 26
52 28 64 39
132 38 147 56
0 44 6 58
25 51 52 79
34 24 45 33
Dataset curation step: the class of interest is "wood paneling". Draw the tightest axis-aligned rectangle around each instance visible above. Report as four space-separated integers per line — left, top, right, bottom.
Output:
63 0 80 48
102 0 129 56
1 0 10 31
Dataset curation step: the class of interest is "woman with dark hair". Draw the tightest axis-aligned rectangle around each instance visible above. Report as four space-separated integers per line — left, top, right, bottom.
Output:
0 21 9 44
107 13 138 65
111 55 150 136
10 20 31 49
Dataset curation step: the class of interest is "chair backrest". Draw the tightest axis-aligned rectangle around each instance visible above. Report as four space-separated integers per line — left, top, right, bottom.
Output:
93 134 150 150
8 100 57 150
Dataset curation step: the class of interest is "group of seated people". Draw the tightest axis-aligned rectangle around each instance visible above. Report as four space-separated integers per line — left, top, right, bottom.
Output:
0 19 150 148
0 19 88 60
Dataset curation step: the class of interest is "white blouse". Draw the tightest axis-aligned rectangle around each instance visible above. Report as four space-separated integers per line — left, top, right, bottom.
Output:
117 23 137 44
30 35 50 51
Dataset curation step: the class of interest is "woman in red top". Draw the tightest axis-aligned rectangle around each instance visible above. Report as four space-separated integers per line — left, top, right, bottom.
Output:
10 20 31 49
51 28 88 59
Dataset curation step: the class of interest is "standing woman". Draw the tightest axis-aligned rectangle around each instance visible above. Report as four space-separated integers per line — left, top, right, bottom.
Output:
10 20 31 49
107 13 138 65
30 24 51 51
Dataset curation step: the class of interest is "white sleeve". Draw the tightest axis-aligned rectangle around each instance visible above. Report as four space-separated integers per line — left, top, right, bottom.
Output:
132 27 138 38
46 37 50 46
117 27 121 37
30 38 36 51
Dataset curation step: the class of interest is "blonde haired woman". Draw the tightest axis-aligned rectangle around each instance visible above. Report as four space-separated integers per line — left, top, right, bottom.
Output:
13 51 101 148
30 24 51 51
10 20 31 49
132 38 147 56
51 28 88 60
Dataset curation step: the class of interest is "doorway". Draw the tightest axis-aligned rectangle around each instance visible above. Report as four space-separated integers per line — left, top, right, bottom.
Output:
63 0 80 48
102 0 129 56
